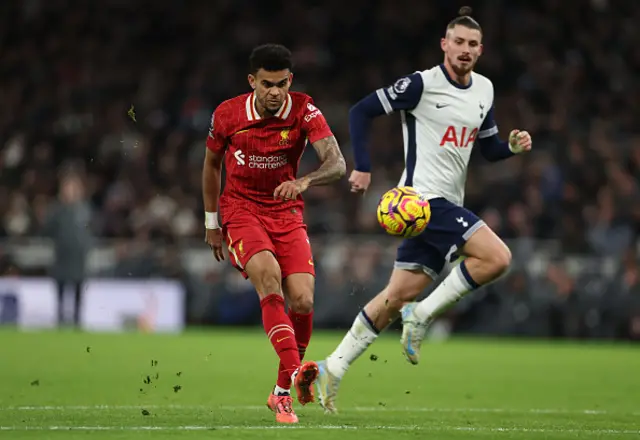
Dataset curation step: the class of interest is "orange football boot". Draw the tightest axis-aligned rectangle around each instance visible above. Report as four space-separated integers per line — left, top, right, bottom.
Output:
266 392 279 412
294 361 319 406
266 394 298 424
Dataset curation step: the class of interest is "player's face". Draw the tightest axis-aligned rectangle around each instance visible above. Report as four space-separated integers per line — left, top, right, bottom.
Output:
441 25 483 76
248 69 293 114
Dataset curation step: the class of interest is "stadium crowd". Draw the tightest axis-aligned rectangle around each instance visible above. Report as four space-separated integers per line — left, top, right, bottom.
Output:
0 0 638 338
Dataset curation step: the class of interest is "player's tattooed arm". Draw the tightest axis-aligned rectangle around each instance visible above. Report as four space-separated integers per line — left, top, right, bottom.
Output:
274 136 345 200
304 135 347 187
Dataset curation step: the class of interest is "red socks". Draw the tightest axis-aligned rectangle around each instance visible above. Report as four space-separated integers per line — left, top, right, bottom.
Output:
276 309 314 390
260 294 300 385
289 309 314 360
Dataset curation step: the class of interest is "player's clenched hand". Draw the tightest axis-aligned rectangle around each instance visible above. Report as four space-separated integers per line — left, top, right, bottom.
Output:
205 228 225 261
274 178 309 201
349 170 371 193
508 130 532 154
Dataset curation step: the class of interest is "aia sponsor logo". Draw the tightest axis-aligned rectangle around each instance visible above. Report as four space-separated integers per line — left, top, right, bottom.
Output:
439 126 478 148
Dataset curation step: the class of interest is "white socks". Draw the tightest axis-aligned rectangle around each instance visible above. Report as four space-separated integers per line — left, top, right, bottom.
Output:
274 385 290 396
326 311 379 379
413 263 479 323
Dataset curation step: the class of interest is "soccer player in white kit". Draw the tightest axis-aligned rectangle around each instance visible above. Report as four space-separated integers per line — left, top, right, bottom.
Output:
315 7 532 413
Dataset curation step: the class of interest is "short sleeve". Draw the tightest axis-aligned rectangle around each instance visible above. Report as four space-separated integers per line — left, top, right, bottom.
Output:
302 100 334 144
375 72 424 114
206 108 227 153
478 105 498 139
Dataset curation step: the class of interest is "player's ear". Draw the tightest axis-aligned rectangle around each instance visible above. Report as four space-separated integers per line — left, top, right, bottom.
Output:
248 74 256 90
440 37 447 52
288 72 294 86
478 43 483 57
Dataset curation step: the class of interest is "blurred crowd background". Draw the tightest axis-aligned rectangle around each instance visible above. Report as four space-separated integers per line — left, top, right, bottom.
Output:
0 0 639 340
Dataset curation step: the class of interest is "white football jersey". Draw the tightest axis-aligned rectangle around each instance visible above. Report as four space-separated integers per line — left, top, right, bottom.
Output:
375 64 498 206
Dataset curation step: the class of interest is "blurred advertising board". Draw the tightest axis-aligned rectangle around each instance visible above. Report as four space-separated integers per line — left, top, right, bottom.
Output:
0 278 185 333
0 278 57 328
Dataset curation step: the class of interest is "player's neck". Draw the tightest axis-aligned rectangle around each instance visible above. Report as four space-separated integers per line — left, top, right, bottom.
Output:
442 61 471 87
254 98 277 119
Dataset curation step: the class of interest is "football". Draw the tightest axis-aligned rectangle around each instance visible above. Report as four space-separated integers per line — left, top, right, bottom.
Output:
376 186 431 238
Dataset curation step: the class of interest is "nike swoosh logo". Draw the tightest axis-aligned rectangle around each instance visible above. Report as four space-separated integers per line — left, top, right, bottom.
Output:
308 259 314 266
233 129 250 135
435 103 450 109
276 336 290 343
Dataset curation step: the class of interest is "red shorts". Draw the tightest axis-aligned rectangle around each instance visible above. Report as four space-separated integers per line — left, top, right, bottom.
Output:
222 210 315 280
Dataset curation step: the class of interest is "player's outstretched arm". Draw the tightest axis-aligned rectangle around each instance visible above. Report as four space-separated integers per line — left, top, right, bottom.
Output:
348 94 386 193
202 148 224 261
349 73 424 192
349 93 388 177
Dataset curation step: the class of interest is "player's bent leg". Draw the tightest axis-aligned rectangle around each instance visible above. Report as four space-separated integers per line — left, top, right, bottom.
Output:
284 273 314 360
316 267 432 412
459 225 511 285
284 274 318 406
271 273 315 400
245 251 305 419
268 221 319 407
405 225 512 365
284 273 314 362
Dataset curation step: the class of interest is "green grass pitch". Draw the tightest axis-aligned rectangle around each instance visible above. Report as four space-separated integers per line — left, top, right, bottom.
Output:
0 328 639 439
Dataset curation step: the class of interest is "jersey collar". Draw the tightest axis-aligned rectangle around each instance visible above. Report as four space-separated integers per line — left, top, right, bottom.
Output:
245 92 292 121
439 64 473 90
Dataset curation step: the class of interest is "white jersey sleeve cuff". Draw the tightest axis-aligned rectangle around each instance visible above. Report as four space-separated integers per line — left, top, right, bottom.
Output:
478 126 498 139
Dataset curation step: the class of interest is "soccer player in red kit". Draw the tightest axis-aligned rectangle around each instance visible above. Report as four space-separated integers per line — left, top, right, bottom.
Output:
202 44 346 424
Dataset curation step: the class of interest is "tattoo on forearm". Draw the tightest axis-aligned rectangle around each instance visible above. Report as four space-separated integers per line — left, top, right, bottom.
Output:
305 136 347 186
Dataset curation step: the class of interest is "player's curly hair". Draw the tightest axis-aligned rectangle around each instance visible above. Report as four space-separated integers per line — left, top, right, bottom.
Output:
249 44 293 73
447 6 482 34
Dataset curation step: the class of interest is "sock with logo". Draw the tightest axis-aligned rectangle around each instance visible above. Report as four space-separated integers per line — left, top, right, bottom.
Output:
413 261 480 323
260 294 301 390
325 310 379 379
273 385 290 396
275 309 314 391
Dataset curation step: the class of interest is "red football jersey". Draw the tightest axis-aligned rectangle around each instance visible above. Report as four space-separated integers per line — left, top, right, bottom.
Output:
206 91 333 218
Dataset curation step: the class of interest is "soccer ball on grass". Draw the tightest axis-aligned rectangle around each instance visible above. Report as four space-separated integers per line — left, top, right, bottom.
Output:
376 186 431 238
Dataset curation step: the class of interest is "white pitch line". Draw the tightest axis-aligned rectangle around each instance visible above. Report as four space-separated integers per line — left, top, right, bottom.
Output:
1 404 638 416
0 425 638 435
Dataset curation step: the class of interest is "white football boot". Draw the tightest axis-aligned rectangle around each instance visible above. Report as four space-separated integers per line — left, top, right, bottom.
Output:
400 302 430 365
